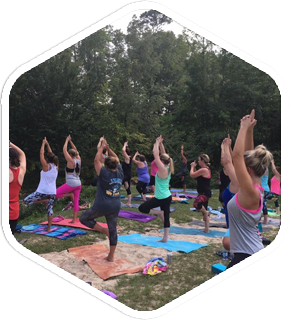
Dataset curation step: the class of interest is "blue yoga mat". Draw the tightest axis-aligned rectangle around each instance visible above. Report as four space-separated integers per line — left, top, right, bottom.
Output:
170 189 198 194
118 233 208 253
161 226 225 238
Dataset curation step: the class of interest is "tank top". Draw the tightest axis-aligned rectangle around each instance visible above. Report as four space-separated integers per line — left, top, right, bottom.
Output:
137 161 150 183
271 176 281 195
36 164 58 195
181 161 187 173
9 167 22 220
228 185 264 255
196 168 211 198
150 160 158 176
155 167 171 200
122 158 132 178
261 168 270 192
65 159 81 187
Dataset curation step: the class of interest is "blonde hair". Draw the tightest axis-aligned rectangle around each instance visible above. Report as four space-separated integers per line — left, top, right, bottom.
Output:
160 153 174 174
68 149 79 158
199 154 211 166
244 145 273 177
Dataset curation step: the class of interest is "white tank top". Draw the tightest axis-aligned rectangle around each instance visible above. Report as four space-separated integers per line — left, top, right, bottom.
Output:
36 163 58 195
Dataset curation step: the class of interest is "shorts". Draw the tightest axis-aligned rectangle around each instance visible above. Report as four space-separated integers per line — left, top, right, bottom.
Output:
193 194 210 210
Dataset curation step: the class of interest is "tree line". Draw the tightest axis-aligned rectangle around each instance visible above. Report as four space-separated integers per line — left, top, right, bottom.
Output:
9 10 281 190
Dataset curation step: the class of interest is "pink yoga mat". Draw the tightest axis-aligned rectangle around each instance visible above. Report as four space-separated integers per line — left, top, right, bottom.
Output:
41 218 112 230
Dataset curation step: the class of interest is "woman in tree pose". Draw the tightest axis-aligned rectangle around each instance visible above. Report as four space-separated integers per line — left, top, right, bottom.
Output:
149 140 166 193
9 142 26 235
80 138 123 262
226 113 273 269
122 141 133 206
133 151 150 201
56 135 82 223
175 145 188 192
190 154 212 233
139 136 174 242
23 137 58 232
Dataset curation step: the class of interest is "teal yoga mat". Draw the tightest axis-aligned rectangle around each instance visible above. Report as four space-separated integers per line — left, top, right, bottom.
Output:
161 226 225 238
118 233 208 253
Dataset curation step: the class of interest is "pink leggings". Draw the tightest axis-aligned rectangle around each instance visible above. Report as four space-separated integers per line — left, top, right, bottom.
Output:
56 184 81 212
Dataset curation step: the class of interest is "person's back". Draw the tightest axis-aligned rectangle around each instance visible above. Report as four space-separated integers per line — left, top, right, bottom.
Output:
65 159 81 187
137 161 150 182
9 167 22 220
36 164 58 195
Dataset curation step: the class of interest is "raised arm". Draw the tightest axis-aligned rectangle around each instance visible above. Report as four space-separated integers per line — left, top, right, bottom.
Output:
122 142 130 164
271 160 281 179
159 138 166 154
9 141 26 174
181 145 187 163
221 135 239 193
94 143 105 176
63 135 75 166
190 161 208 178
69 137 81 160
244 109 257 151
232 115 260 207
97 136 105 150
153 136 168 178
132 151 143 167
40 137 49 171
104 139 119 163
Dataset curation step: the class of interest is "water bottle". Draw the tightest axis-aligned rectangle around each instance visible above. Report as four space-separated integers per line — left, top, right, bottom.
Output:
222 251 228 261
167 252 173 264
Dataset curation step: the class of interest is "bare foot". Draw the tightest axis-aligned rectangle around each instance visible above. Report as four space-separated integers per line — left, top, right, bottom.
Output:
126 203 132 207
157 238 168 243
68 220 76 224
202 229 209 233
105 256 114 262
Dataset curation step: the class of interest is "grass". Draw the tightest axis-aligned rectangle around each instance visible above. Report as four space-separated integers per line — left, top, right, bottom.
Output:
14 186 280 311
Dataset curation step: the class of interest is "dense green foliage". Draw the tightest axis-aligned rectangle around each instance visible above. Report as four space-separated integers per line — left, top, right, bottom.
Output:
9 10 281 189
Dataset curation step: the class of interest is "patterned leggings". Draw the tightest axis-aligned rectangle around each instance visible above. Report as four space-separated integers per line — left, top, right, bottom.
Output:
24 192 56 216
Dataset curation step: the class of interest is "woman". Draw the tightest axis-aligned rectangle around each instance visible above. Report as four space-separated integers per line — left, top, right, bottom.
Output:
23 137 58 231
190 154 212 233
56 135 82 223
270 159 281 214
226 114 273 269
9 142 26 235
80 139 124 262
139 136 174 242
133 152 150 201
175 145 188 193
261 167 270 224
121 141 133 206
149 141 166 193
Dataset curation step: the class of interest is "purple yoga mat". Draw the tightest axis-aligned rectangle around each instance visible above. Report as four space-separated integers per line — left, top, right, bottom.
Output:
118 210 156 223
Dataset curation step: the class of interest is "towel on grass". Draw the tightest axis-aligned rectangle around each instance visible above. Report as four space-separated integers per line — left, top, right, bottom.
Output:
143 257 168 276
21 224 86 240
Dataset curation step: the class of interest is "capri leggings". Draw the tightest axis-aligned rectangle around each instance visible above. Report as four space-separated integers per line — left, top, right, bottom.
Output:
80 208 118 246
139 196 172 228
136 181 148 195
226 253 251 269
123 175 132 195
193 194 210 210
24 192 56 216
56 183 82 212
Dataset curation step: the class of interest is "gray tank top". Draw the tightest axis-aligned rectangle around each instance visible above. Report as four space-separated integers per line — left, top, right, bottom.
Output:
227 185 264 255
65 159 81 187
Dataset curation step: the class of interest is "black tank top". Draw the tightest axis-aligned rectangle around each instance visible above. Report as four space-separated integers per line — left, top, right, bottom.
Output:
197 168 211 198
122 158 132 177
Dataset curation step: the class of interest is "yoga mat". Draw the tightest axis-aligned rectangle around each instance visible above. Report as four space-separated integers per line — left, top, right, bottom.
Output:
170 189 198 194
118 210 156 222
21 224 87 239
188 219 227 229
172 193 197 199
41 218 111 230
118 233 208 253
68 244 143 280
121 202 140 208
267 210 281 217
162 226 225 238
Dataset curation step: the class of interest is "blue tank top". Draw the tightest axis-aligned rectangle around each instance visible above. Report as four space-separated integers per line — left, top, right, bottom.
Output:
137 162 150 183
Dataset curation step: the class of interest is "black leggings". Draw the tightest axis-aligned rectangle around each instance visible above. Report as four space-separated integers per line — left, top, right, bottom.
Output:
123 176 131 195
139 196 172 228
9 219 18 235
226 253 251 269
136 181 148 195
79 208 118 246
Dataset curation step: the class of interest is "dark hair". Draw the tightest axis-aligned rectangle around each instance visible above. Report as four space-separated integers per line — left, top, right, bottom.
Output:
126 147 132 156
46 152 59 166
102 148 107 155
9 148 20 167
138 155 146 162
105 156 119 170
